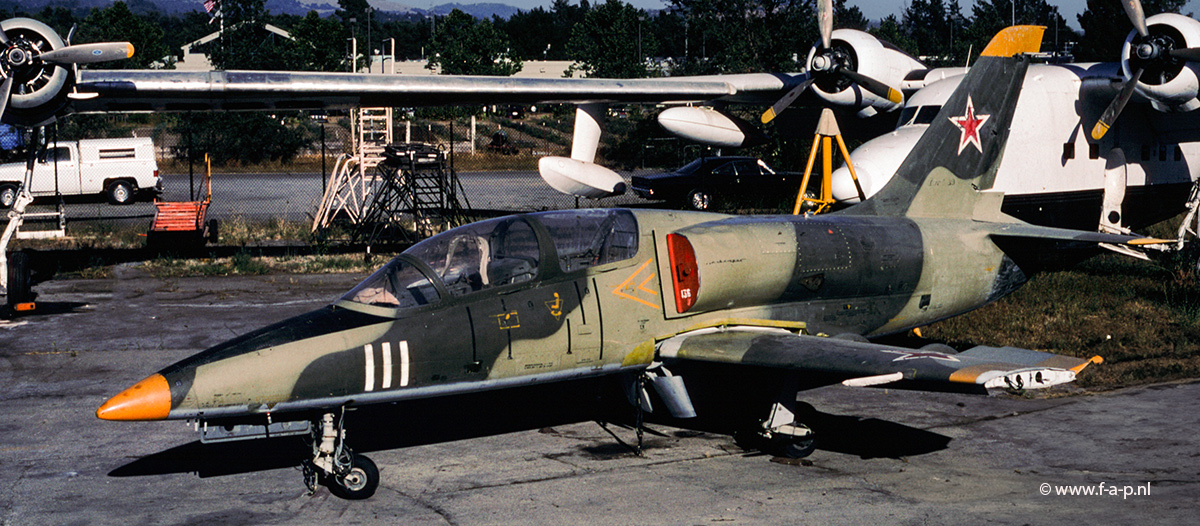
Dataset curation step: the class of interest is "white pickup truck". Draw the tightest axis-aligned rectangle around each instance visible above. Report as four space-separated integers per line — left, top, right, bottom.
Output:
0 137 162 208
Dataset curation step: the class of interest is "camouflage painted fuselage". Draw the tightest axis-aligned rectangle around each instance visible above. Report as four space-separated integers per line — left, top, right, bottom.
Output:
135 207 1022 422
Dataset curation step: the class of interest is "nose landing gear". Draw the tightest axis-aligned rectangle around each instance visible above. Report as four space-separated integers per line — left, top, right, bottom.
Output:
304 411 380 500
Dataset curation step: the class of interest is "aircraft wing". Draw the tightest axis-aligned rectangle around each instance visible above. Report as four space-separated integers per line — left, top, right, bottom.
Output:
70 70 804 114
658 327 1100 392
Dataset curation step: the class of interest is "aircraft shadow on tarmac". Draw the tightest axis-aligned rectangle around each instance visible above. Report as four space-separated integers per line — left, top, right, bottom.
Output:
109 377 950 479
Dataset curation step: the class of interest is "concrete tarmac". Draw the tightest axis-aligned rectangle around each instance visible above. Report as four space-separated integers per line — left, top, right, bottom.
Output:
1 267 1197 525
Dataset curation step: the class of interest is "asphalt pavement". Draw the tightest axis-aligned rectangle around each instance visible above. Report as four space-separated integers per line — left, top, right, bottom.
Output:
1 268 1196 525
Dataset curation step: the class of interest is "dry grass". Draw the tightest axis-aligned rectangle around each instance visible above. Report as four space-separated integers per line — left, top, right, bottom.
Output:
924 254 1200 388
143 251 394 278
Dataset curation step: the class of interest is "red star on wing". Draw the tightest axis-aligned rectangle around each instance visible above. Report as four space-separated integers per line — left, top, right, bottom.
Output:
949 95 990 155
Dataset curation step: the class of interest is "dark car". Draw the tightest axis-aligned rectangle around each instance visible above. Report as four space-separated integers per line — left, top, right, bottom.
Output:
631 156 800 211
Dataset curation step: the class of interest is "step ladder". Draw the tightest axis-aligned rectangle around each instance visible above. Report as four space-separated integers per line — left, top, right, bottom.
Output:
351 143 471 245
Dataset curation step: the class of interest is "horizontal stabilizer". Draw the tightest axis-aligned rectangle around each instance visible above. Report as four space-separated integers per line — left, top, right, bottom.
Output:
987 222 1172 247
657 327 1097 391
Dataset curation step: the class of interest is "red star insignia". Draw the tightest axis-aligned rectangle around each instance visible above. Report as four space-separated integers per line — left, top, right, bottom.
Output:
949 95 990 155
881 349 961 362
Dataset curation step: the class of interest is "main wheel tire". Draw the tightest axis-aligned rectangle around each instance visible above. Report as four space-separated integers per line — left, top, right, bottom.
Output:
0 184 17 209
686 189 712 211
770 435 817 459
328 455 379 500
107 181 134 205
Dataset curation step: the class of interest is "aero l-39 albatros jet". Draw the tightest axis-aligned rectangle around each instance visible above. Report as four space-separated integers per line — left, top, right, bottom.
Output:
93 27 1160 499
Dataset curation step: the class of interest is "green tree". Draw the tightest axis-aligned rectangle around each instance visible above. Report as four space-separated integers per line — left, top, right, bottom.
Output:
204 0 297 70
902 0 950 63
668 0 814 75
965 0 1074 61
499 1 591 61
835 0 868 30
378 14 435 61
1075 0 1185 62
567 0 658 78
170 112 314 165
76 2 170 69
870 14 918 57
288 11 349 72
427 9 521 76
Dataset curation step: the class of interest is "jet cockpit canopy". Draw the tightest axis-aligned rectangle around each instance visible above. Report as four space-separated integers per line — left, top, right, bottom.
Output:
341 209 639 309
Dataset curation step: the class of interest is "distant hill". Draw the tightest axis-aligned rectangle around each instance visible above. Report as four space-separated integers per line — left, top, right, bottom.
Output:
429 3 521 19
3 0 526 19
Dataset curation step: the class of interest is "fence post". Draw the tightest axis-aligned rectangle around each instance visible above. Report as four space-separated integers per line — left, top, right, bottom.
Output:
320 123 327 194
187 114 194 201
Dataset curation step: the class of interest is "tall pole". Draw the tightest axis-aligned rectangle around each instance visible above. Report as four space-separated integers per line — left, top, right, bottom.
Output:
366 8 372 73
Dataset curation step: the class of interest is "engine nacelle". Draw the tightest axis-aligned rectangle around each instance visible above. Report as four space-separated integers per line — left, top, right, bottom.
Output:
538 156 627 198
656 106 768 148
0 18 72 126
805 29 925 117
1122 13 1200 112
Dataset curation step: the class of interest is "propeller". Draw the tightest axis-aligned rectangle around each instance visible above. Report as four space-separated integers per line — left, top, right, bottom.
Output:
1092 0 1200 139
0 18 133 124
761 0 902 124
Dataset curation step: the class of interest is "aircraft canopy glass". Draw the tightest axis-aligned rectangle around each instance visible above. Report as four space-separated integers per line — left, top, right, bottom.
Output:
534 209 638 272
341 258 441 308
406 215 541 297
341 210 639 308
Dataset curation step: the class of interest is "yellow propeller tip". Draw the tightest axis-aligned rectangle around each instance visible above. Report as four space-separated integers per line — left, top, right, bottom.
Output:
1090 122 1110 141
761 110 776 124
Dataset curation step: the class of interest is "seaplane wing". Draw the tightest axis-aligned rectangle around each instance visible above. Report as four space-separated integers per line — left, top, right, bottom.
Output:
70 70 805 113
658 327 1100 392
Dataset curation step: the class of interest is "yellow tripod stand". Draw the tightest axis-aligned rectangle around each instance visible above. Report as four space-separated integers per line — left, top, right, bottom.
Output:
793 108 866 214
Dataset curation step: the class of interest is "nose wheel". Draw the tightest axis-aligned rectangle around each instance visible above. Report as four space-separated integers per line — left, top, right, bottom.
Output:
304 411 380 500
328 454 379 500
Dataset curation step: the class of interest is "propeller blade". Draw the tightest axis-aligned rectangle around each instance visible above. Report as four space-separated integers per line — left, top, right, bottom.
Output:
761 75 815 124
1169 47 1200 61
839 69 904 105
0 27 8 45
818 0 833 50
1122 0 1149 39
0 76 12 122
1091 67 1144 141
39 42 134 64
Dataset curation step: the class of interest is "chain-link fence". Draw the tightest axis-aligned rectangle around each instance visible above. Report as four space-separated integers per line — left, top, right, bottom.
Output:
4 108 783 247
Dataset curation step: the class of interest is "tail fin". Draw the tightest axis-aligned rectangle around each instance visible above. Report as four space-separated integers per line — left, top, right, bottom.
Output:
843 26 1044 219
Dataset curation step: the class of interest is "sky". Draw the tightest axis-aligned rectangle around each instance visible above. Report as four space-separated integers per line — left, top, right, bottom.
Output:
480 0 1200 31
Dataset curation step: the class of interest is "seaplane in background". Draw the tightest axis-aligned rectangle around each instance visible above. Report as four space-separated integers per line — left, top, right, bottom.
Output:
826 4 1200 255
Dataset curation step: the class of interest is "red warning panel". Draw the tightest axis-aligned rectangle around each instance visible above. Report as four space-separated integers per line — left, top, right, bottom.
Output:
666 233 700 313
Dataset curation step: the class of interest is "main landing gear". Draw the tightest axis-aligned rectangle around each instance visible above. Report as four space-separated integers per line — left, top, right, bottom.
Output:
304 411 379 500
734 400 817 459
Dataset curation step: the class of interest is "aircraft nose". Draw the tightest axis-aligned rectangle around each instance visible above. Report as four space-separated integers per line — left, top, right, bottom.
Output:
96 373 171 421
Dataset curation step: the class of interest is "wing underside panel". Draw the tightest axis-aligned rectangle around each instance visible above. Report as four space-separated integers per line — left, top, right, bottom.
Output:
657 327 1099 391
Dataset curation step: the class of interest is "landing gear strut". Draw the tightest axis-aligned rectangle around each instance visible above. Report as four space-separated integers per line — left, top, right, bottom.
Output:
304 410 379 500
735 377 818 459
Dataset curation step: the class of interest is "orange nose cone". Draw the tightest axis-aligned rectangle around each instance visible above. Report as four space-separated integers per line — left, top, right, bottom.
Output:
96 373 171 421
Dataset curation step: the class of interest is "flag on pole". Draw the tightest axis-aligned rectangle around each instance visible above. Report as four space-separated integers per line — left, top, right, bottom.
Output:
203 0 218 13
